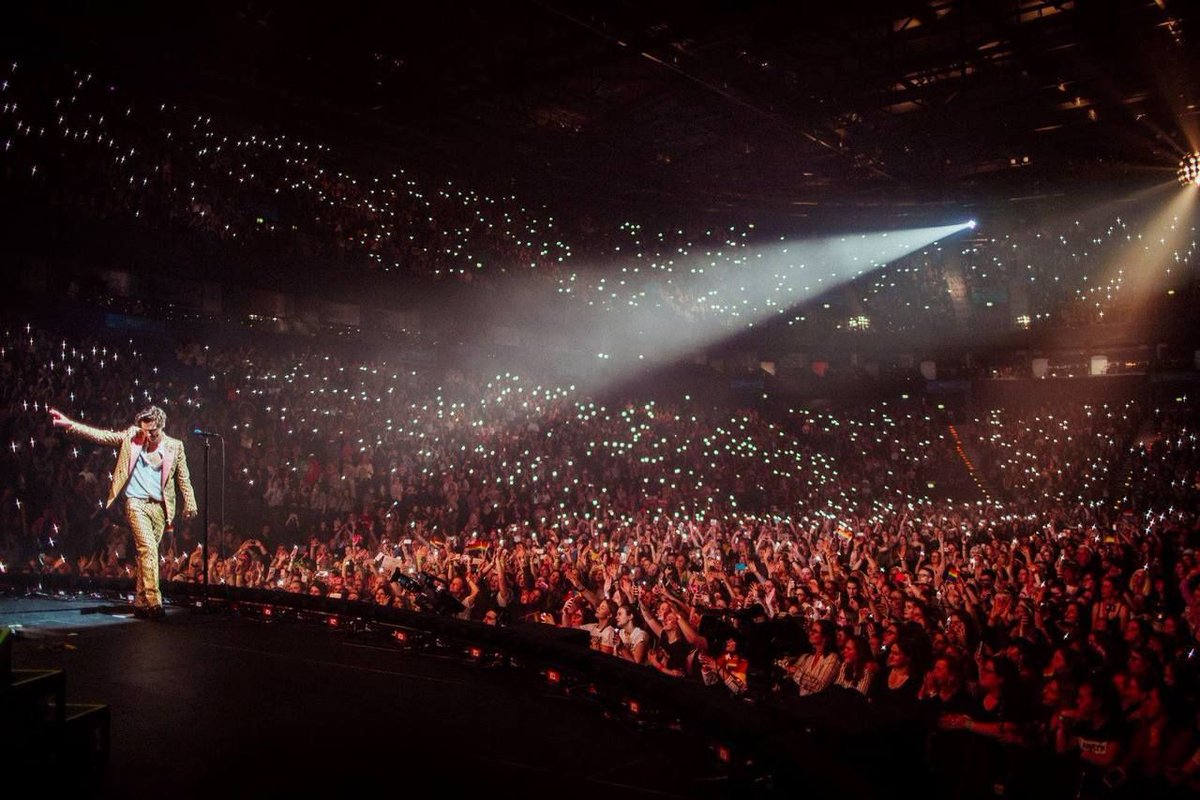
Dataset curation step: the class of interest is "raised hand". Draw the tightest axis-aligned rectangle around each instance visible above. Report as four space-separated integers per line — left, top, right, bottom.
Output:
49 408 73 428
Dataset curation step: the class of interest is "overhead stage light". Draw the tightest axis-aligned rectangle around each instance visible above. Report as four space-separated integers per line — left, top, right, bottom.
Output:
1178 153 1200 187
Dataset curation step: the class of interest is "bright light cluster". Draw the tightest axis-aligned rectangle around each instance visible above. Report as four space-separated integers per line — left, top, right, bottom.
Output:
969 403 1139 507
0 62 570 279
1 60 1197 338
1178 153 1200 187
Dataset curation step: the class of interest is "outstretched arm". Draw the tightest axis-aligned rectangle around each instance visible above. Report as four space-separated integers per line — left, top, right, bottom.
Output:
496 551 512 607
638 594 664 638
670 599 708 652
50 408 130 447
464 573 481 609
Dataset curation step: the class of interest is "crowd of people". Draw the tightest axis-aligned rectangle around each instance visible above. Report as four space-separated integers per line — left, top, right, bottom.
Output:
3 319 1199 797
2 59 1195 340
2 51 1199 800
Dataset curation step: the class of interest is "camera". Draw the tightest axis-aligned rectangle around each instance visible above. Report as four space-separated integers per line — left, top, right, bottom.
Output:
389 569 421 592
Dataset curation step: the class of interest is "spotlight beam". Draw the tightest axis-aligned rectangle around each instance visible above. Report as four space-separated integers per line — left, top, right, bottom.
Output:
469 221 976 391
1084 182 1198 323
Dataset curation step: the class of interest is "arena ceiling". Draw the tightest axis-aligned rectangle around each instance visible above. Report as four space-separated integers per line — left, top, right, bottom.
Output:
8 0 1200 225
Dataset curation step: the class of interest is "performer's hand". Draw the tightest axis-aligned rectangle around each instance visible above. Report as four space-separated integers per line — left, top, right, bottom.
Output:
49 408 73 428
183 507 198 520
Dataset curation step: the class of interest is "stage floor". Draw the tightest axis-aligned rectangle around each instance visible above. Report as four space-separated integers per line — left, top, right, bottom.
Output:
3 594 725 798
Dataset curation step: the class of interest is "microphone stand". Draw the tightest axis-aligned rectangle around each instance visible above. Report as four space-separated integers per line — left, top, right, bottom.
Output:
194 431 223 606
202 436 211 591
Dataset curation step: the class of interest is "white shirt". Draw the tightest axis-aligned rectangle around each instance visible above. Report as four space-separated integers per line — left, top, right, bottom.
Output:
580 622 617 651
619 625 648 653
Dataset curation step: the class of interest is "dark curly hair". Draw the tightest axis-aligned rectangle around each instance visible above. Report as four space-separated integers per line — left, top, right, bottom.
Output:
134 405 167 430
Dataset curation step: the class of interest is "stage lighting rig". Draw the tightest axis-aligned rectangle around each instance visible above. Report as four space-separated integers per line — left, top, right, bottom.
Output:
1178 153 1200 187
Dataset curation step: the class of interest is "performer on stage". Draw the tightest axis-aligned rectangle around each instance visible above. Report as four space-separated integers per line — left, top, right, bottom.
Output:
50 405 198 619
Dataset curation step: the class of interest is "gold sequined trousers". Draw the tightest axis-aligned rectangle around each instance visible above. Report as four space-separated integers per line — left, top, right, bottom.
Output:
124 497 167 609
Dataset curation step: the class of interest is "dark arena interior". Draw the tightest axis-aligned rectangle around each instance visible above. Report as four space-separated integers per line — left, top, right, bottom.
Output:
3 2 1200 797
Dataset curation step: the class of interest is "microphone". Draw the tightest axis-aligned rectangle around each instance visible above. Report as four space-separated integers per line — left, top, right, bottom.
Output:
192 429 222 438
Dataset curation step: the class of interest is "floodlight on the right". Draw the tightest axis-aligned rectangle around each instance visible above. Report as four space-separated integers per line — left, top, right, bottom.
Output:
1177 153 1200 187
